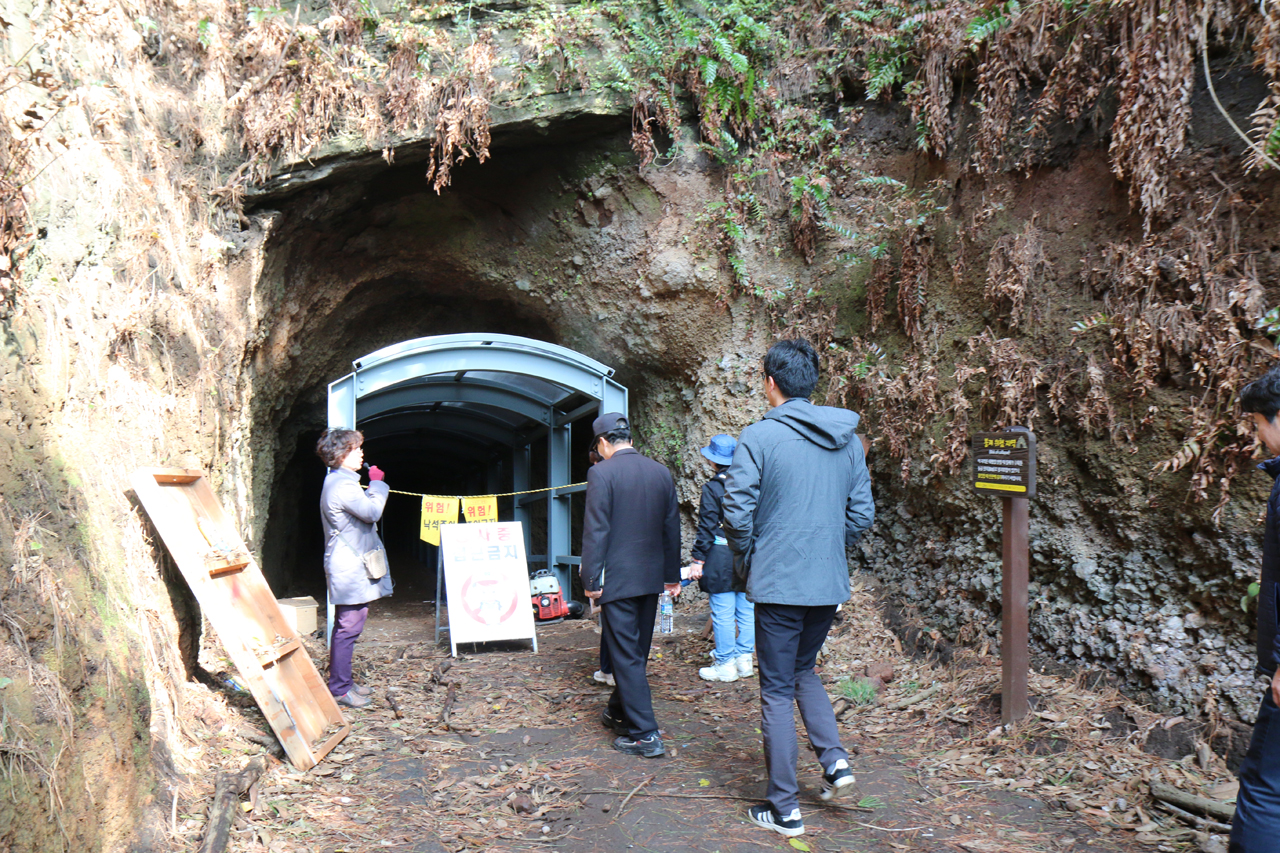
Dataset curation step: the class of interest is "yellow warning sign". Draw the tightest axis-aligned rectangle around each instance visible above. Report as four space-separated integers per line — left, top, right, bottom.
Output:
462 496 498 523
420 496 460 545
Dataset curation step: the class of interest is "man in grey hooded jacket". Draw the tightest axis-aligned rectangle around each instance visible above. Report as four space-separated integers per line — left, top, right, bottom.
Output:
723 338 875 838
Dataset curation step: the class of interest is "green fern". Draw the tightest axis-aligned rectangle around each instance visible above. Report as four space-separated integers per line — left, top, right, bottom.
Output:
823 222 858 241
967 0 1020 46
1264 121 1280 161
857 175 906 190
865 52 907 100
701 57 720 86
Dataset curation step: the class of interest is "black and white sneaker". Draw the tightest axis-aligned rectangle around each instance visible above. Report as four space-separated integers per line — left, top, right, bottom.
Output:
747 804 805 837
613 733 665 757
820 758 855 801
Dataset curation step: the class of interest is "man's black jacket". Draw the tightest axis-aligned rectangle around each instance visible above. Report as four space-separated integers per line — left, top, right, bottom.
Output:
580 447 680 604
1257 457 1280 676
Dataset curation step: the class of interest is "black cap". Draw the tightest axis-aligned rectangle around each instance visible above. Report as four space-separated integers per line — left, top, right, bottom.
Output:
591 412 627 437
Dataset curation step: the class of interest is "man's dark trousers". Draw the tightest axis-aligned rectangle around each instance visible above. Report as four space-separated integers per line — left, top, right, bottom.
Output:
756 603 848 817
601 594 660 738
1230 689 1280 852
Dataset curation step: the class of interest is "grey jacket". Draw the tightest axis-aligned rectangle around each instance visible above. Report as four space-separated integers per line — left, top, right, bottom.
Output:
320 468 393 605
723 398 875 606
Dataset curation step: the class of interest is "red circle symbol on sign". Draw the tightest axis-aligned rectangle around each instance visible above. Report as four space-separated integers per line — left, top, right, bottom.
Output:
460 573 518 626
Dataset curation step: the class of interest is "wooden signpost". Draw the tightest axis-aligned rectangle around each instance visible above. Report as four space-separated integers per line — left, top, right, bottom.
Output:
971 429 1036 724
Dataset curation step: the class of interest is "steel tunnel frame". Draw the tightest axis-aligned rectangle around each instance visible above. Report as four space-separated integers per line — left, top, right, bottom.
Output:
326 333 628 643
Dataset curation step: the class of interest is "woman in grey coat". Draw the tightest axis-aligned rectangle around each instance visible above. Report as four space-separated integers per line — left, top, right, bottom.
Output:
316 428 392 709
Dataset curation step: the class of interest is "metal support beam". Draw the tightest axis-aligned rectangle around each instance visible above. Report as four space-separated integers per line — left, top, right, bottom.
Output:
328 374 357 429
358 411 527 448
327 335 629 611
353 336 615 404
512 444 532 556
546 423 572 597
358 382 555 425
557 399 601 427
602 377 628 417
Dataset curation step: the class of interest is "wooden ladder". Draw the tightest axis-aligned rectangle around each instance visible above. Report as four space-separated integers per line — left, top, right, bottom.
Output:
131 468 349 770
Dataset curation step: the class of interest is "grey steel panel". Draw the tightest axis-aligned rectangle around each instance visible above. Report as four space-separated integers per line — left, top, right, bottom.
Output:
357 383 553 425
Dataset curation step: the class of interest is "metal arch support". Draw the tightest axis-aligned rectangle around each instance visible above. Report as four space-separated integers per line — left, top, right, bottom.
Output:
546 423 572 597
356 431 501 458
359 412 526 448
325 334 627 647
359 381 555 425
328 374 357 429
601 377 628 417
351 336 617 403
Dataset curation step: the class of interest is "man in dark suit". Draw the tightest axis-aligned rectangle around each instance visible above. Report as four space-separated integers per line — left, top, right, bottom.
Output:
580 412 681 757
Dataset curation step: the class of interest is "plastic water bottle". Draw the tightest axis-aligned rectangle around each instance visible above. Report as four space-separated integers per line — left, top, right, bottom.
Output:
658 591 674 634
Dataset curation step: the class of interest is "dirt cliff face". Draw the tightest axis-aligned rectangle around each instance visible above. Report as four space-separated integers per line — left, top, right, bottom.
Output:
4 0 1280 846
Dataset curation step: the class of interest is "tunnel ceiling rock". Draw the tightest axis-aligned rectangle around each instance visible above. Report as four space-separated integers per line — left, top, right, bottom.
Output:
248 90 633 204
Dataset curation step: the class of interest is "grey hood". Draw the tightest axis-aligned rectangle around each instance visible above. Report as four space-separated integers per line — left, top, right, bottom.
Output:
764 398 860 450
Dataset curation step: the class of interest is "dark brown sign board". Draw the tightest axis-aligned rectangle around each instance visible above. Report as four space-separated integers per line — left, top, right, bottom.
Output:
971 430 1036 499
970 429 1036 725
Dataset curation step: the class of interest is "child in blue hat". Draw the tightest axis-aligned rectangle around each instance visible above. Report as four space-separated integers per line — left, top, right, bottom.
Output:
688 433 755 682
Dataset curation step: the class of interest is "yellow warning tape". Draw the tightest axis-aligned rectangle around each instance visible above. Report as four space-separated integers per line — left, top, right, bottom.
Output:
386 483 587 500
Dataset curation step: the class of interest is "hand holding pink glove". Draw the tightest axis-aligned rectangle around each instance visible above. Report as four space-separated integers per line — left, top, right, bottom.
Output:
367 465 385 482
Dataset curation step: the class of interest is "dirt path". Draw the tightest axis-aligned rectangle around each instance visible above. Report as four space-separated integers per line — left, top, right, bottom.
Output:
178 584 1229 853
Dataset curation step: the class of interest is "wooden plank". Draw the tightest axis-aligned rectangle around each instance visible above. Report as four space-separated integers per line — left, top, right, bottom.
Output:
131 468 349 770
1001 496 1030 724
311 727 348 765
154 469 203 485
257 637 301 667
207 557 250 577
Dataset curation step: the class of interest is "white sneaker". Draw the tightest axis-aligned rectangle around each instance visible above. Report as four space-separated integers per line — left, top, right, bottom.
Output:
735 654 754 678
699 660 739 682
593 670 616 687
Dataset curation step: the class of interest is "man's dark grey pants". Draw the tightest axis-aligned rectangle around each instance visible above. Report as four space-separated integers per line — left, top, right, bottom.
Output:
756 602 848 816
1231 687 1280 852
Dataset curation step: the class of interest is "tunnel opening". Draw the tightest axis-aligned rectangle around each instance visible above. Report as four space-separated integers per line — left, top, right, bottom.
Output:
247 123 733 610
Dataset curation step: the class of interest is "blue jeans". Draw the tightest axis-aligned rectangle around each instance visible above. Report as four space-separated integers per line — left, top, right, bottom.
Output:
1231 687 1280 852
710 591 755 664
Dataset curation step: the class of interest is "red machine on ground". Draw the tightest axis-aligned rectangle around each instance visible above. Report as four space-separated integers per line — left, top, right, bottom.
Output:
530 569 569 622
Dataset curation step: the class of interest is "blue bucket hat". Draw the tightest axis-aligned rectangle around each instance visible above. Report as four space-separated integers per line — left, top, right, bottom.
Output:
700 434 738 466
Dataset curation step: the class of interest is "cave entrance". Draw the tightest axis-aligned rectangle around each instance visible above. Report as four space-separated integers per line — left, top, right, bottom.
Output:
326 332 628 628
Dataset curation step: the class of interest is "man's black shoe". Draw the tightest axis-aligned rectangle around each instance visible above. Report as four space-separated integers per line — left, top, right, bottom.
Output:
613 733 664 757
600 710 629 736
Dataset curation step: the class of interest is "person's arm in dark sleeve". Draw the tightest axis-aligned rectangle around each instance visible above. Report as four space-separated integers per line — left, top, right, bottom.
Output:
579 466 611 593
844 441 875 545
690 480 720 563
662 474 681 585
723 435 759 556
335 479 389 524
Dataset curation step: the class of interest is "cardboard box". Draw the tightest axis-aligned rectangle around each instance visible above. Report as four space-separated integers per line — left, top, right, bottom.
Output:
277 596 319 635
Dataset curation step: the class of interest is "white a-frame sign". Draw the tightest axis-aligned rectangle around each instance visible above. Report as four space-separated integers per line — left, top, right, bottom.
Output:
438 522 537 656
